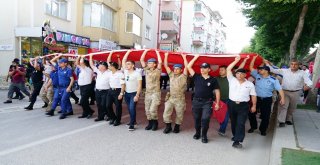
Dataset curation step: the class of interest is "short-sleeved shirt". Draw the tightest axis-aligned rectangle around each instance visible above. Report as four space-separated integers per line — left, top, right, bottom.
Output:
78 66 93 86
216 76 229 100
58 66 72 87
169 72 187 97
251 70 282 97
50 70 59 87
227 74 256 102
93 67 110 90
193 74 220 99
124 70 142 93
109 70 125 89
10 66 26 83
31 66 44 83
144 67 161 93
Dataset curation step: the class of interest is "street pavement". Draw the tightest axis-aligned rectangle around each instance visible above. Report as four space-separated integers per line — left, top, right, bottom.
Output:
0 89 273 165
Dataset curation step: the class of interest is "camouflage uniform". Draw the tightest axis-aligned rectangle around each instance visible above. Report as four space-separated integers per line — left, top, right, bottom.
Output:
144 67 161 120
40 85 54 111
163 73 187 124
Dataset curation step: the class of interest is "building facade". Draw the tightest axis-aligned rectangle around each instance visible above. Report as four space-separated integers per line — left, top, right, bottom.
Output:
180 0 226 54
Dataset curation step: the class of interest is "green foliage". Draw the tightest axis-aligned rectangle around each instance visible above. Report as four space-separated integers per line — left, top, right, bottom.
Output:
238 0 320 64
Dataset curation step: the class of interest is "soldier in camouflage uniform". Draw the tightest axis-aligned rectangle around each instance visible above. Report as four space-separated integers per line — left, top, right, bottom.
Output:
140 50 162 131
163 53 188 134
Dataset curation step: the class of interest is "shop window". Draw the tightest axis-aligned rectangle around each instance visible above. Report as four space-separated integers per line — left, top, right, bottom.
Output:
161 11 173 20
45 0 70 20
83 2 114 31
126 13 141 36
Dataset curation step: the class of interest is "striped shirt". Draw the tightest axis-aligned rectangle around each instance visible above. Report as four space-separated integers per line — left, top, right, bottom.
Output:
268 66 313 91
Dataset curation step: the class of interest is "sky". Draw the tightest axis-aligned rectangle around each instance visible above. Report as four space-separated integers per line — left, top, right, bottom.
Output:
203 0 256 53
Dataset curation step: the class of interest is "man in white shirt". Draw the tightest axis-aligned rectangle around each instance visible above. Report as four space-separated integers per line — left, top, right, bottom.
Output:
89 55 111 122
75 55 94 119
122 50 143 131
266 58 313 127
227 56 257 148
107 52 125 126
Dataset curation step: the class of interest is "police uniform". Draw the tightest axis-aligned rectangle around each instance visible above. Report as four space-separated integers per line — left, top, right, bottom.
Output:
47 68 60 114
248 68 282 135
144 58 161 130
163 64 187 133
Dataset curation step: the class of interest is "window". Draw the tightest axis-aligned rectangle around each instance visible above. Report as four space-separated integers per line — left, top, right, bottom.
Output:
194 3 201 12
161 11 174 20
83 3 114 31
45 0 69 20
145 26 151 40
147 0 152 13
126 13 141 36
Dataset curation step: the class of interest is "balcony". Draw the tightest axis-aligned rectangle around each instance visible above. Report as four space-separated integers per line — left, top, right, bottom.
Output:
193 26 204 33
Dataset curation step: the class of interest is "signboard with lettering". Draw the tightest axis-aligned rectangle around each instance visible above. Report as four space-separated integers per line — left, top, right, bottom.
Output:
0 44 14 51
98 39 117 51
56 31 90 48
160 43 172 51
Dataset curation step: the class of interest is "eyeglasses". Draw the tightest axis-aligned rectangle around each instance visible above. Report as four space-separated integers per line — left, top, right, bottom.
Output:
126 76 129 81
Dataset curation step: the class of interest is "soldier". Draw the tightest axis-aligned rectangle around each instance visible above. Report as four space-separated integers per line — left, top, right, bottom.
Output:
40 58 54 112
162 53 188 134
140 50 162 131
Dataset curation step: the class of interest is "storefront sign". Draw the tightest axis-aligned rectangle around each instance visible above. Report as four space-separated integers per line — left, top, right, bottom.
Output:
98 39 117 51
160 43 172 51
56 31 90 48
0 44 13 51
68 46 78 55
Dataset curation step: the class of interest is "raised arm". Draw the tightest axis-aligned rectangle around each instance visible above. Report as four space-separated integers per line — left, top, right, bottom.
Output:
163 52 171 74
122 50 132 69
117 54 121 69
264 59 283 75
249 55 258 72
89 54 95 69
187 54 200 76
33 56 41 71
227 56 241 76
182 54 188 75
238 56 249 69
107 51 113 65
75 55 81 67
50 54 62 66
156 51 162 70
140 49 149 68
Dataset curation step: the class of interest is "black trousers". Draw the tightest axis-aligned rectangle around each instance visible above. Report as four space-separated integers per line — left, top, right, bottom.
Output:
70 91 79 101
80 84 94 116
228 100 249 142
29 82 43 106
248 97 272 133
95 89 109 119
107 89 123 122
160 75 169 89
89 80 96 103
191 98 213 137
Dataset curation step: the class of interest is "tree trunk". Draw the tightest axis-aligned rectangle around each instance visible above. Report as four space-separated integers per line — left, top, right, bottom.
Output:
289 4 308 60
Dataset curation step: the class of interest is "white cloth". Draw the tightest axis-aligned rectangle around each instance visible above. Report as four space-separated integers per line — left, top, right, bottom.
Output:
43 64 52 83
109 70 125 88
268 66 313 90
78 66 93 86
124 70 142 93
227 74 256 102
93 67 110 90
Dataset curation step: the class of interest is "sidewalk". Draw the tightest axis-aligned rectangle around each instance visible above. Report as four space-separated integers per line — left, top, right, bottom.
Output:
269 109 320 165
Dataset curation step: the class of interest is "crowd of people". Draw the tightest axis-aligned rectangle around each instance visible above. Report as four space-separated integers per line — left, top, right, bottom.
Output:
3 50 319 149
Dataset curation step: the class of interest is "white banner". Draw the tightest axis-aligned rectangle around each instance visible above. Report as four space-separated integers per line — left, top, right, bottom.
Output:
98 39 117 51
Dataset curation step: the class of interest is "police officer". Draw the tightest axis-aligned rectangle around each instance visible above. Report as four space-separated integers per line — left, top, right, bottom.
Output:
49 55 74 119
162 52 188 134
45 64 59 116
248 56 285 136
25 56 44 110
140 50 162 131
187 54 221 143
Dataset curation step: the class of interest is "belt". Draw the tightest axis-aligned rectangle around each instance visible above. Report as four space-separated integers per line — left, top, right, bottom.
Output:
231 100 248 104
257 96 272 100
193 97 212 101
110 88 121 91
96 89 108 92
284 89 300 92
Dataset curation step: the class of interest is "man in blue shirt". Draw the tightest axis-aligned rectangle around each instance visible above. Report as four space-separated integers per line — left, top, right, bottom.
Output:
45 64 59 116
248 56 285 136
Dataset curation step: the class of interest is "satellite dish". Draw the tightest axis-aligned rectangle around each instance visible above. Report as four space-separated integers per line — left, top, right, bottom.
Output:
161 33 168 40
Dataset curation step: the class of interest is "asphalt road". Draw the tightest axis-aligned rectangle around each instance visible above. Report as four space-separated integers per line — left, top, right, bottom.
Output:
0 90 273 165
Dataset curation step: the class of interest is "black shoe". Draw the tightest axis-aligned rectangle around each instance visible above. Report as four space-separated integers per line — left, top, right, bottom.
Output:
59 114 67 119
46 110 54 116
279 123 285 127
193 133 201 140
113 121 120 126
128 125 135 131
3 100 12 104
261 132 267 136
57 110 62 114
12 96 19 99
248 128 256 133
201 136 208 143
285 121 293 125
232 141 243 148
163 123 172 134
42 103 48 108
66 111 73 116
231 137 235 141
19 96 25 100
145 120 153 130
173 124 180 133
152 120 158 131
95 118 104 122
78 115 88 118
86 111 94 119
105 117 111 121
24 106 33 111
109 119 115 125
75 99 79 104
126 122 137 127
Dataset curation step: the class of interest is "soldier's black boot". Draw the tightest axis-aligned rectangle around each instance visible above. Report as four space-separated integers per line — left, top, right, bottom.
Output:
193 129 201 140
173 124 180 133
201 128 208 143
163 123 172 134
152 120 158 131
145 120 153 130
